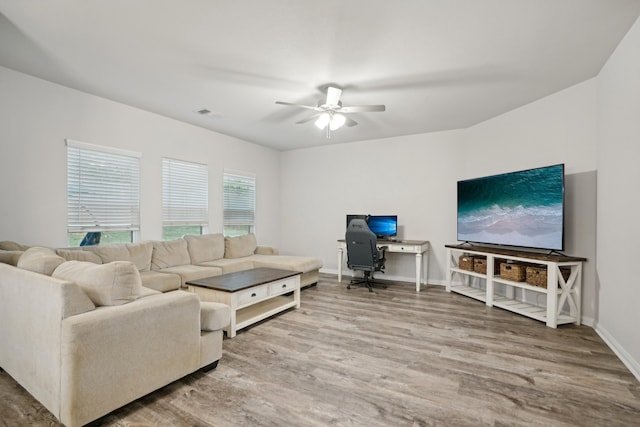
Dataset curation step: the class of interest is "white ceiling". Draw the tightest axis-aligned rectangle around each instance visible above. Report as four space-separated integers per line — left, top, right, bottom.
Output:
1 1 640 151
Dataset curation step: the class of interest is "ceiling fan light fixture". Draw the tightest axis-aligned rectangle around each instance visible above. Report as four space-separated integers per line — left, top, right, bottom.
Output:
329 113 346 131
315 113 330 129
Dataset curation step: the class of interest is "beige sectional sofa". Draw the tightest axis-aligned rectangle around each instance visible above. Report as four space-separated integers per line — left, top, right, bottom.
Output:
0 246 230 427
76 233 322 291
0 233 321 426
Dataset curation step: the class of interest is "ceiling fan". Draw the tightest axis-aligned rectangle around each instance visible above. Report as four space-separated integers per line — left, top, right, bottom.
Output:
275 86 385 138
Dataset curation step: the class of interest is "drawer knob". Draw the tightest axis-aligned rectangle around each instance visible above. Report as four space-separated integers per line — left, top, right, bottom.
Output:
282 284 287 288
251 292 257 297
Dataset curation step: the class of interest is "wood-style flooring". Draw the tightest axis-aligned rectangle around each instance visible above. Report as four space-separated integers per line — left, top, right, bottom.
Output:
1 273 639 426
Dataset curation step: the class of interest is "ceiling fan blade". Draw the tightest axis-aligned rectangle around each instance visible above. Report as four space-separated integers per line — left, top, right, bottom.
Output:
295 114 320 124
345 117 358 127
338 105 386 113
275 101 323 111
325 86 342 107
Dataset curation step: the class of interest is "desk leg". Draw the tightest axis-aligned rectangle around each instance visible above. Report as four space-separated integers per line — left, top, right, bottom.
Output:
424 251 429 291
415 252 422 292
337 247 343 282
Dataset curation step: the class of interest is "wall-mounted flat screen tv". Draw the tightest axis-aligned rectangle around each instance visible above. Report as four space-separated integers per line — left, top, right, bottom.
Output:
457 164 565 251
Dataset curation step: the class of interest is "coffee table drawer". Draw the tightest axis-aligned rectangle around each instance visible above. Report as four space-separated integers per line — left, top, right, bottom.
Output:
269 277 298 295
237 285 268 306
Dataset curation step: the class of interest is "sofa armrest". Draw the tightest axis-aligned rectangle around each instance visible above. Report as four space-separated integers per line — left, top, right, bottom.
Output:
200 301 230 331
0 264 96 422
255 245 279 255
59 291 202 426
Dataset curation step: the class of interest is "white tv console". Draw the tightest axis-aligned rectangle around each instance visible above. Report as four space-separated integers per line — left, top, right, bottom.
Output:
445 244 586 328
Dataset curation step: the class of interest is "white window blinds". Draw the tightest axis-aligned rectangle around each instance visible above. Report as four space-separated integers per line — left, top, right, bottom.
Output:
66 140 141 233
162 158 208 226
223 171 256 227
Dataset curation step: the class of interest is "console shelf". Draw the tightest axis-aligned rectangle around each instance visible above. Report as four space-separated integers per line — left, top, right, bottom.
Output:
445 245 585 328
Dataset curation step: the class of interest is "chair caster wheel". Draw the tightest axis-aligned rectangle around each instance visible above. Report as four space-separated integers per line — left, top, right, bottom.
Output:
347 285 351 289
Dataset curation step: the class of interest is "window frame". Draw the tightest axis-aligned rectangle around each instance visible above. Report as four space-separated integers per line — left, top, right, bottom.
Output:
162 157 209 239
223 170 256 237
66 139 141 246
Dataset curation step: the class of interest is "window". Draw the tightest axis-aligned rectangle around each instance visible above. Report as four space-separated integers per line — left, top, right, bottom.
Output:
66 139 141 246
223 171 256 237
162 158 208 240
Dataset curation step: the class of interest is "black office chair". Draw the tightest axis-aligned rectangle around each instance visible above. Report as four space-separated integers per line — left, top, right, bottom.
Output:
345 219 387 292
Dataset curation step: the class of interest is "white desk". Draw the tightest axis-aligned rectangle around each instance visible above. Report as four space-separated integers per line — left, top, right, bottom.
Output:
337 239 430 292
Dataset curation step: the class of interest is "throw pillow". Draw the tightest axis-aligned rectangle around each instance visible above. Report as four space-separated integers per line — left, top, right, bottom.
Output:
151 239 190 269
56 249 103 264
185 234 225 264
224 234 257 259
88 242 153 271
52 260 142 306
17 247 66 276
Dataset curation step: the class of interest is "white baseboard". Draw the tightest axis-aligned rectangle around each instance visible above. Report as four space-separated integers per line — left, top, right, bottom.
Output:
319 268 443 287
580 315 595 328
594 323 640 383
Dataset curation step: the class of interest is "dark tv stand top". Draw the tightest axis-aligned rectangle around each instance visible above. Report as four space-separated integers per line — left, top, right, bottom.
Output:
445 244 586 262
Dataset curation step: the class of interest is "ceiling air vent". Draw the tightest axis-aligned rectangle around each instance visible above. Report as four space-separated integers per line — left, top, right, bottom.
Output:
194 108 219 117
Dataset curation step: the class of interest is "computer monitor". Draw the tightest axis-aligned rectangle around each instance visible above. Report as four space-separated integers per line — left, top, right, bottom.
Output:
367 215 398 239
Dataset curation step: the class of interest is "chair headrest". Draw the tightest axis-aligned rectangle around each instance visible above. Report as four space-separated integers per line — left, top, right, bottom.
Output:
347 218 368 230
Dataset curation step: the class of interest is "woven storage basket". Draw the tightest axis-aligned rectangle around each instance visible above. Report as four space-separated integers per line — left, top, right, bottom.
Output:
500 262 527 282
473 257 500 275
458 254 475 271
526 266 571 288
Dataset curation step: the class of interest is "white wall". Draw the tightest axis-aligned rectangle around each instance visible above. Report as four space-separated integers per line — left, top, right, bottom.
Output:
280 80 598 308
280 130 463 280
0 66 281 248
462 79 598 324
596 16 640 379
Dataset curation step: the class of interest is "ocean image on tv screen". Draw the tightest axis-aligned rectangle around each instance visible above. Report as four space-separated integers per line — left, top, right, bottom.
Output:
457 164 564 250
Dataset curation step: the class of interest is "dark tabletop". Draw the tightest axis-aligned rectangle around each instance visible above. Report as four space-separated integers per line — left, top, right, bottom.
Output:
185 267 301 292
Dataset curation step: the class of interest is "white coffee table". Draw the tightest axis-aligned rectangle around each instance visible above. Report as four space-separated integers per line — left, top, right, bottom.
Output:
186 267 301 338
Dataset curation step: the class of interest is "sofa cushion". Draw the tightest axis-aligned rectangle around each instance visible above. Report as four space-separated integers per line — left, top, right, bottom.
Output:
255 245 279 255
156 265 222 284
200 301 231 331
0 250 24 266
140 270 182 292
151 239 191 269
185 234 225 264
52 260 143 306
250 254 323 273
17 247 66 276
198 258 254 274
139 286 161 298
88 242 153 271
56 249 103 264
0 240 30 251
224 234 257 259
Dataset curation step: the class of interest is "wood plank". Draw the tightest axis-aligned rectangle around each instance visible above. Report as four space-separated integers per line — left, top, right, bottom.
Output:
0 273 638 426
